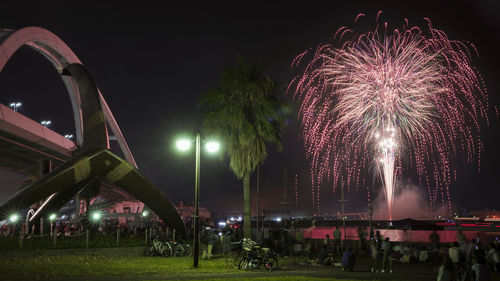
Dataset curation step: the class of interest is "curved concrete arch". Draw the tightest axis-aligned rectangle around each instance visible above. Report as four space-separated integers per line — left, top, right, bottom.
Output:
0 26 137 168
1 149 187 239
0 55 187 238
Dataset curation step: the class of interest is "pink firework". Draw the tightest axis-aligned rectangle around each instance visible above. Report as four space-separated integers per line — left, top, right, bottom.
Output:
289 13 488 219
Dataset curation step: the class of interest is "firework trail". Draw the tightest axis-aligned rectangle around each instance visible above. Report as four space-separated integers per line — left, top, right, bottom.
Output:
289 12 488 219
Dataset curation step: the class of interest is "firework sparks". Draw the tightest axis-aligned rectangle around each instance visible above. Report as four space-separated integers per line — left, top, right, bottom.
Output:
289 12 488 219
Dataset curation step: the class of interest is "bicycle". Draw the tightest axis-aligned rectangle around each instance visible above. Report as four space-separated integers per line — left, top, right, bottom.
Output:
168 241 192 257
226 238 278 271
225 240 246 269
238 243 278 271
143 237 172 257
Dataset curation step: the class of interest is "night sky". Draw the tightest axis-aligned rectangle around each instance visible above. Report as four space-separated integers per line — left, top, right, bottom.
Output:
0 1 499 216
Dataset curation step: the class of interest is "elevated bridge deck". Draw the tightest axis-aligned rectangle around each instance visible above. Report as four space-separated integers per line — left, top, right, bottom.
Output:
0 103 76 174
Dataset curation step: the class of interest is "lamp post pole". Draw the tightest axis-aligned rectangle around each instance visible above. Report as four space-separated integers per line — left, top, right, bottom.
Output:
177 133 219 268
193 133 201 268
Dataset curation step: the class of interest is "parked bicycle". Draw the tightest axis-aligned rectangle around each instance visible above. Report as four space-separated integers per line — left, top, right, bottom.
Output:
225 240 244 269
143 237 192 257
170 240 192 257
225 238 278 271
144 237 171 257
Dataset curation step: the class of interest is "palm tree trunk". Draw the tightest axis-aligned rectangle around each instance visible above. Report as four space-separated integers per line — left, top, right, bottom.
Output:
243 173 251 238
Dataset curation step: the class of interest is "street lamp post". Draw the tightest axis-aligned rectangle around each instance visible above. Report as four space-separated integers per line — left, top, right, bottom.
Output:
176 133 219 268
193 133 201 268
49 213 56 236
9 102 22 112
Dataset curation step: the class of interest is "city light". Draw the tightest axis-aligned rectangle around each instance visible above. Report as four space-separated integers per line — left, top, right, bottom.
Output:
49 213 57 221
64 134 74 139
176 139 191 151
41 120 52 127
9 214 20 223
9 102 22 112
205 141 220 153
91 210 102 221
218 221 226 227
142 210 149 217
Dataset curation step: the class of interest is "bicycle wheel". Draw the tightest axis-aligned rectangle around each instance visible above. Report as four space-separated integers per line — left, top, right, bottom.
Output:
161 242 173 257
225 251 243 269
264 256 278 271
174 244 185 257
183 244 192 257
238 257 250 270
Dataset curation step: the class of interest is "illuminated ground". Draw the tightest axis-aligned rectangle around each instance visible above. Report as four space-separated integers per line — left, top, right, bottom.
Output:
0 246 468 281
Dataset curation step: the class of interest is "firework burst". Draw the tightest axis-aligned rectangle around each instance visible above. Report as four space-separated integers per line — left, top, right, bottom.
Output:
289 12 488 218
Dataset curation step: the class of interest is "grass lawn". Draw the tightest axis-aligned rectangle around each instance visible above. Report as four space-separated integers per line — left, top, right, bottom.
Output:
165 276 363 281
0 253 365 281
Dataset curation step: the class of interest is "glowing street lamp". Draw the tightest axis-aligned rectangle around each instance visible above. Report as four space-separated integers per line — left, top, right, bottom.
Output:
91 210 103 222
9 102 22 112
41 120 52 127
8 214 20 234
142 210 149 217
205 141 220 153
176 133 220 268
176 139 191 151
49 213 57 236
9 214 20 223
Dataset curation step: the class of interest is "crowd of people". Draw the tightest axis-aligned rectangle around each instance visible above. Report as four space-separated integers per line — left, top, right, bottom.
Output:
435 229 499 281
296 225 499 281
3 215 500 280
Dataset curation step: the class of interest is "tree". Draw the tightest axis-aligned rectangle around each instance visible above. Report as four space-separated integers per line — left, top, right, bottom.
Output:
199 58 287 238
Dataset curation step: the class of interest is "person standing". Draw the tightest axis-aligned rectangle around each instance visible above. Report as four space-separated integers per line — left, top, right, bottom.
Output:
430 230 440 249
381 237 393 273
370 240 380 273
201 226 217 259
449 242 461 265
200 226 208 259
206 226 217 259
323 234 331 250
357 227 367 252
456 228 467 252
333 226 342 254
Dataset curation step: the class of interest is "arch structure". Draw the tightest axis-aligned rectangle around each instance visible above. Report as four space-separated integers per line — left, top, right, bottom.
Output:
0 26 136 167
0 27 186 238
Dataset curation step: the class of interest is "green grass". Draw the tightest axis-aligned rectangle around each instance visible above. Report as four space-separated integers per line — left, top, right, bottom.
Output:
0 254 367 281
0 255 238 280
166 276 360 281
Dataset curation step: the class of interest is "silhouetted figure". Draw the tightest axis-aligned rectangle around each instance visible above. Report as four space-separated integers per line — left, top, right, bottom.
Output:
341 246 356 271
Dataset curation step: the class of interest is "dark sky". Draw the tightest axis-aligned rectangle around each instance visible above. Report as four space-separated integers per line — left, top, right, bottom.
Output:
0 1 499 216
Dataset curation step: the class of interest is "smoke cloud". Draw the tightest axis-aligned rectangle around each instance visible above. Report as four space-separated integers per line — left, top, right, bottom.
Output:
372 181 448 220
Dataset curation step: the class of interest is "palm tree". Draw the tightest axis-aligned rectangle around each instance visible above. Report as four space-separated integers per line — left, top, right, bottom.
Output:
200 58 287 238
